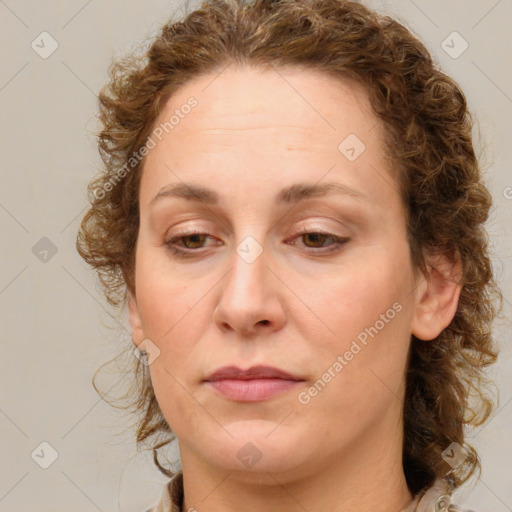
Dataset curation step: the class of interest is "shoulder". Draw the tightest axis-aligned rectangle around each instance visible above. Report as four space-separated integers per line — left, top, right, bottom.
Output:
408 479 479 512
143 471 183 512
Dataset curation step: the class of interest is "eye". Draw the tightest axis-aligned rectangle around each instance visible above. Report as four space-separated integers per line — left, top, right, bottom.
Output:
289 230 350 254
164 229 350 259
164 232 218 258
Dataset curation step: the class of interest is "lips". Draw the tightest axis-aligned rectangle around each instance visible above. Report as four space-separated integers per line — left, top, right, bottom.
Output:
204 365 305 402
204 365 303 382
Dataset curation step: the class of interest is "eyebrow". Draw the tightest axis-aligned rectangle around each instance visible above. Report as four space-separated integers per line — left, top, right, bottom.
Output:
148 181 369 208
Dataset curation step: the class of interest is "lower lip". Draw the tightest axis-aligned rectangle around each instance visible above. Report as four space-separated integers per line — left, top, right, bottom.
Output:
206 378 302 402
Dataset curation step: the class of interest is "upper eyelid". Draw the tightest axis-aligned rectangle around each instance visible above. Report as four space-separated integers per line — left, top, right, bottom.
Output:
167 226 346 240
152 204 362 233
166 217 352 236
165 229 348 249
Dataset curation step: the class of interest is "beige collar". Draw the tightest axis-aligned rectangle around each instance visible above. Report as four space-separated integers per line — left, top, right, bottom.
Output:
147 471 463 512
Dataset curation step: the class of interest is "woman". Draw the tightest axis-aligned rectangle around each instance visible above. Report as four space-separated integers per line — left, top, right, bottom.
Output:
76 1 501 511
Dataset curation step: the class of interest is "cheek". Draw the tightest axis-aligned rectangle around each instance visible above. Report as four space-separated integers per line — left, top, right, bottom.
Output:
134 241 194 325
300 246 414 395
134 250 219 375
297 262 412 428
303 250 409 336
148 360 206 442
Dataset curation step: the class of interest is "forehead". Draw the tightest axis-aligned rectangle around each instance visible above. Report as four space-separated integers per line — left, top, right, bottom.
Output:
155 64 376 136
139 64 397 213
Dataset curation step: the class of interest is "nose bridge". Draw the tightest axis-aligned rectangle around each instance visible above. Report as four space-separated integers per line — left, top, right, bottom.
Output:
213 230 285 334
227 233 268 299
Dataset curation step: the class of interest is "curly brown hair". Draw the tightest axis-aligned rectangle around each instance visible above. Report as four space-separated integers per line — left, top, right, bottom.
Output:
76 0 502 497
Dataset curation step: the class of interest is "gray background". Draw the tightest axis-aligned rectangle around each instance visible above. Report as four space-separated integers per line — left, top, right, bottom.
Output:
0 1 510 511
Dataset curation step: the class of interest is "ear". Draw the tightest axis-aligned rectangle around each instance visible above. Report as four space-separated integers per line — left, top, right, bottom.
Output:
128 290 145 348
411 250 463 341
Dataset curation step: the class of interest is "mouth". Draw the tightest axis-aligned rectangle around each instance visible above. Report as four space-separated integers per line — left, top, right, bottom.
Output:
203 365 305 402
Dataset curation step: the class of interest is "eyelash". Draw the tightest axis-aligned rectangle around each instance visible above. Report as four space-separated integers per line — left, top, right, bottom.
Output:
164 229 350 258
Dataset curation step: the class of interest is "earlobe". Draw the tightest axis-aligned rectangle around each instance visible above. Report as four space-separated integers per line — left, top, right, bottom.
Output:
411 251 463 341
128 290 145 347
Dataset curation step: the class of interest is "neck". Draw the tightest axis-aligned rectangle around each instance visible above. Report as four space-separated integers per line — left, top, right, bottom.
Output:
179 413 413 512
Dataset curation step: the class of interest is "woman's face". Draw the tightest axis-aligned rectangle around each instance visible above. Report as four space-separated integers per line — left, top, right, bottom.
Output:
129 65 431 480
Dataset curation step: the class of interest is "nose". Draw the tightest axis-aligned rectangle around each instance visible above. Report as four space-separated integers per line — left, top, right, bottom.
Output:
213 238 286 337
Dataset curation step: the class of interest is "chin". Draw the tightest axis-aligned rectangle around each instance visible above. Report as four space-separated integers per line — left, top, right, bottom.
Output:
198 424 312 476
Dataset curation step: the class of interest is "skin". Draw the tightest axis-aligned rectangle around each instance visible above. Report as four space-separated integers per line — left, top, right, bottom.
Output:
128 64 462 512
